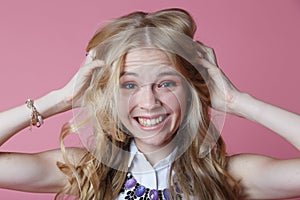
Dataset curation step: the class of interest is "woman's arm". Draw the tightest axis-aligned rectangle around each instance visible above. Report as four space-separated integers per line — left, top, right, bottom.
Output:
197 44 300 199
228 153 300 199
0 148 86 193
230 93 300 149
0 90 69 146
0 51 103 193
226 79 300 199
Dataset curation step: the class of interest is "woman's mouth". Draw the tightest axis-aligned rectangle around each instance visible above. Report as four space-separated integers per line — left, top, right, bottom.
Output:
135 115 167 127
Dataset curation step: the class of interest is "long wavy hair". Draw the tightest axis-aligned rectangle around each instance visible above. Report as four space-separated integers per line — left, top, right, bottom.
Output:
55 8 240 200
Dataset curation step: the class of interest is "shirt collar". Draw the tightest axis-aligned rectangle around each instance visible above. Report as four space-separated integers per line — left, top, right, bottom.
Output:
128 140 177 174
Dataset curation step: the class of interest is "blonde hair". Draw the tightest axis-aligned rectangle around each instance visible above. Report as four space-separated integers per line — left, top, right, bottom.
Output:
56 8 240 200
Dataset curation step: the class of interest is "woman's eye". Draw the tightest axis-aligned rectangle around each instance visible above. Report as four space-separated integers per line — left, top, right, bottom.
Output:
158 81 176 88
122 83 137 89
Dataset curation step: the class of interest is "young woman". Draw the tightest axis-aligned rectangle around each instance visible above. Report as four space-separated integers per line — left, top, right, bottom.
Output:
0 8 300 200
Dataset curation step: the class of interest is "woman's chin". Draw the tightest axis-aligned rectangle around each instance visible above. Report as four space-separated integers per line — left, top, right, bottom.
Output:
134 134 174 152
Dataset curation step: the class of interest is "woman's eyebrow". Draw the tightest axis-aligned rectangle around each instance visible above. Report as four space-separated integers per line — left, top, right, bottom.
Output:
120 71 138 77
157 71 181 78
120 71 180 78
120 68 181 78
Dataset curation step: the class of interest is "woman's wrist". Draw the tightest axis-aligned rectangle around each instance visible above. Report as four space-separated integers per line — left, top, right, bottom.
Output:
228 92 262 122
34 90 73 119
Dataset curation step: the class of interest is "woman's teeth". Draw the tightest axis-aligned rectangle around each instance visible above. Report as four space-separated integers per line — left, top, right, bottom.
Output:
137 115 165 127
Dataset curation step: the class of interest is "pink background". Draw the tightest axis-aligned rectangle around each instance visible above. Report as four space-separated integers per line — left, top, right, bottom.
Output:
0 0 299 199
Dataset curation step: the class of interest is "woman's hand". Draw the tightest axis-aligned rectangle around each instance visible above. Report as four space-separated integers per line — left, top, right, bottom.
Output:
58 50 105 109
197 44 241 114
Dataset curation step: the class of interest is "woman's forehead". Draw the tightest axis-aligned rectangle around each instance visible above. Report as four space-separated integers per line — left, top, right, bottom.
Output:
124 48 172 70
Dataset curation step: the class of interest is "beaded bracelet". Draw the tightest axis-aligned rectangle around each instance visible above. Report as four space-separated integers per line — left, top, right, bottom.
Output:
25 98 43 130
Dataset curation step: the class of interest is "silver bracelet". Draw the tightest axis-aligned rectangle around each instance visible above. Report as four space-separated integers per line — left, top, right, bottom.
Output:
25 98 43 130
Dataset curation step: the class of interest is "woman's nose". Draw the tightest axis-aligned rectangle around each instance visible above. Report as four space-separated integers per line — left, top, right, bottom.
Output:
136 84 160 110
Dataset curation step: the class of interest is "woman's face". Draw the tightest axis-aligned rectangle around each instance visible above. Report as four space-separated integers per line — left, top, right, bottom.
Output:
118 48 188 152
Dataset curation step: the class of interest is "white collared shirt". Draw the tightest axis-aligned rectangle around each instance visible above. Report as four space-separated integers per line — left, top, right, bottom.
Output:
116 141 176 200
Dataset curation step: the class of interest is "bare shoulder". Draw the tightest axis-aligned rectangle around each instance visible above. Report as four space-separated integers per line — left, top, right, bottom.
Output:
226 154 276 198
0 147 88 193
228 153 275 170
227 154 300 199
36 147 88 164
227 153 275 180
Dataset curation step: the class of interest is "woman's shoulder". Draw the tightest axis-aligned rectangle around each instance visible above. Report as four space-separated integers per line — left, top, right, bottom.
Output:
227 153 275 176
36 147 88 165
226 153 278 197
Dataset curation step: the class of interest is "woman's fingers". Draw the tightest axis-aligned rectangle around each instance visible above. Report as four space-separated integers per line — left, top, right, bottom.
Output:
198 56 222 80
72 59 105 89
75 59 105 90
60 58 105 108
196 43 218 67
82 59 105 73
83 48 97 65
195 42 241 112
